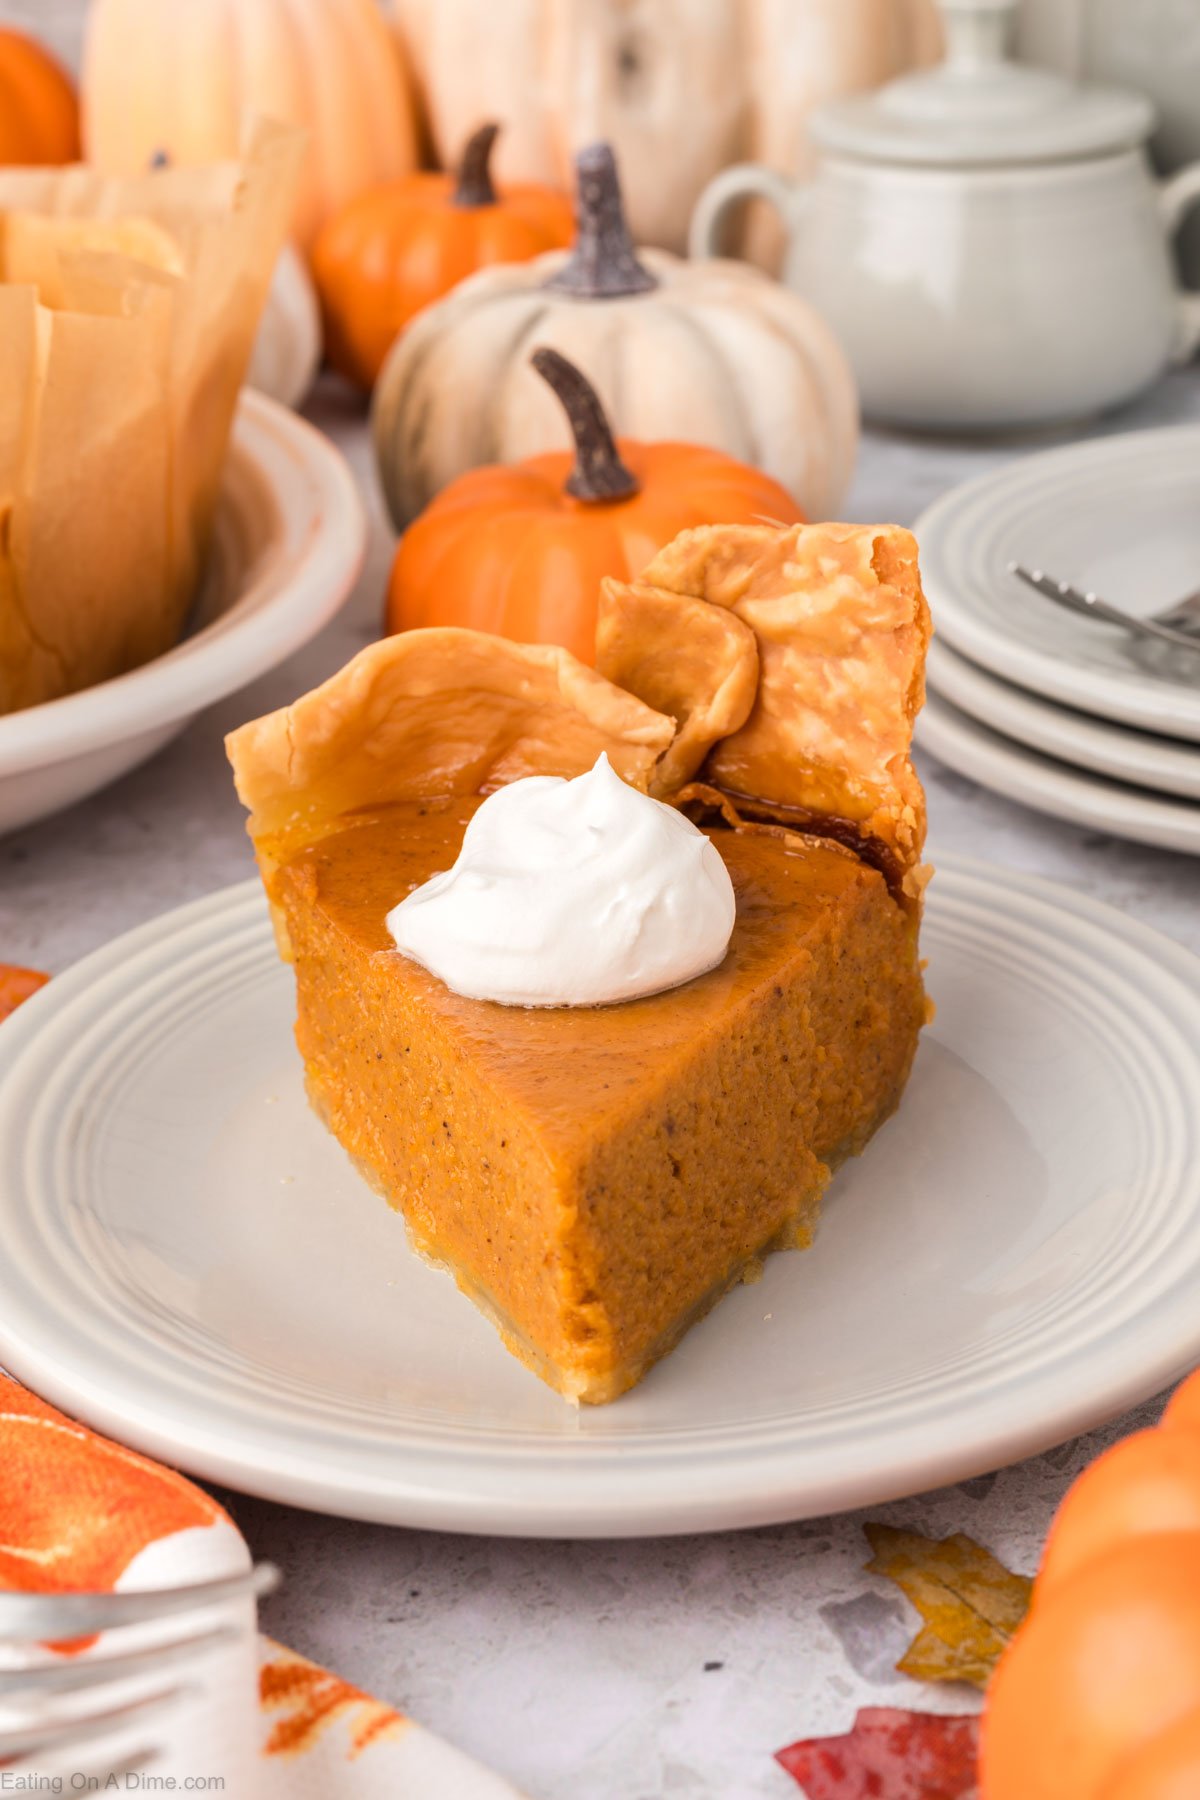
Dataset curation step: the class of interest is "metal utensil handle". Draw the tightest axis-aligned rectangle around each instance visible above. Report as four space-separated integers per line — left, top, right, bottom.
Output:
0 1562 278 1640
1012 564 1200 653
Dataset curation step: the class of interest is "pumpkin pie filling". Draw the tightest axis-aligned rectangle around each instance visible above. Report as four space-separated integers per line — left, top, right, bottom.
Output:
274 799 924 1403
228 519 932 1404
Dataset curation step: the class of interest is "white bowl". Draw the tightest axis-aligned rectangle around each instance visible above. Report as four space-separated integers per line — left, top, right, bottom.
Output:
0 390 366 836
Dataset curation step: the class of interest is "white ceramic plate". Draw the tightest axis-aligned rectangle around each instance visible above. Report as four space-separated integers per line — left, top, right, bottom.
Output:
2 862 1199 1538
0 390 365 836
928 639 1200 801
918 691 1200 856
916 426 1200 742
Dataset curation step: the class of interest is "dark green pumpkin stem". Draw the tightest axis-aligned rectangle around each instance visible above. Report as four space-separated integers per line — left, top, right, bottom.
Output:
453 122 500 208
531 348 640 504
543 142 658 300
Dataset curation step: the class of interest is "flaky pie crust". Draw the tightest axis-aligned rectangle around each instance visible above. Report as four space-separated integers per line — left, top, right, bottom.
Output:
227 522 932 932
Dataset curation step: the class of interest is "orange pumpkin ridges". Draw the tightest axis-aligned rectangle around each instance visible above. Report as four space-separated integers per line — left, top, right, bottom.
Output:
980 1369 1200 1800
312 119 573 392
0 28 80 167
383 347 804 665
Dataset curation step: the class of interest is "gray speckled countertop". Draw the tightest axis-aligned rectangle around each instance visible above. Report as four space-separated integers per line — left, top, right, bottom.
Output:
3 364 1199 1797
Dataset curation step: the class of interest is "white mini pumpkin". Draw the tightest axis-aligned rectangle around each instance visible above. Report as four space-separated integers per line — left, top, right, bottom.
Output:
248 244 322 411
373 145 859 529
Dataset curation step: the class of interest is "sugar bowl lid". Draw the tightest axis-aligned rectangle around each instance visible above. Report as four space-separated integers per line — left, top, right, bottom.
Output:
809 0 1154 168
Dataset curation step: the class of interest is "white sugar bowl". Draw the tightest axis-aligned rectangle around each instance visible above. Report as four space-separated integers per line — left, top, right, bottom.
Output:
689 0 1200 431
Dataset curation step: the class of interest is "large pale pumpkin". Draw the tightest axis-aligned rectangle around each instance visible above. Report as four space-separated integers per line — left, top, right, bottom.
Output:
372 144 859 529
392 0 942 256
83 0 419 250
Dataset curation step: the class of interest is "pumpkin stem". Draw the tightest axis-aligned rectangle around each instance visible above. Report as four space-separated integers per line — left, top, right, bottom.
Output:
453 122 500 208
531 348 640 504
543 142 658 300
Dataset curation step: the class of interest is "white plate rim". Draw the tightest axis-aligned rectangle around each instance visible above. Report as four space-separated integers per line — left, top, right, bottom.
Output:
0 391 366 778
927 639 1200 801
915 425 1200 741
2 860 1199 1538
918 690 1200 856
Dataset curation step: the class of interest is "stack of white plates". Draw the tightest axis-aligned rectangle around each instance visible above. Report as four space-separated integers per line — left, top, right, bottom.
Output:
914 426 1200 856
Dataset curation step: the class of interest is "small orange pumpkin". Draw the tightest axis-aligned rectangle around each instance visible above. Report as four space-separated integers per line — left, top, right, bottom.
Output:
0 29 80 166
312 121 573 392
384 346 804 663
981 1369 1200 1800
0 963 50 1024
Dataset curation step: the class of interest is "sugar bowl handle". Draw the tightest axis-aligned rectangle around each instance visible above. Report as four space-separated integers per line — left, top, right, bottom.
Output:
688 164 805 261
1160 163 1200 363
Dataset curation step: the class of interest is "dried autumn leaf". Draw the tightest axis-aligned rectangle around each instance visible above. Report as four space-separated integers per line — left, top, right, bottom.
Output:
776 1706 980 1798
0 963 49 1023
864 1523 1032 1689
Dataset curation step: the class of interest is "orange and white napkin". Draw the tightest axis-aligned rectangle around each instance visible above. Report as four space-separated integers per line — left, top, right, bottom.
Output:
0 1357 522 1797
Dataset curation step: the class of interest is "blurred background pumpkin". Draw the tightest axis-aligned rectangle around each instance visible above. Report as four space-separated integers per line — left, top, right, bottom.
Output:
0 25 80 165
14 0 949 272
392 0 943 262
982 1369 1200 1799
312 121 573 392
373 142 859 529
385 346 803 663
82 0 419 250
247 242 322 411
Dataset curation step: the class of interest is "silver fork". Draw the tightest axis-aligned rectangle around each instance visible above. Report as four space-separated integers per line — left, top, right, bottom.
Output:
1153 587 1200 634
1010 563 1200 653
0 1564 277 1780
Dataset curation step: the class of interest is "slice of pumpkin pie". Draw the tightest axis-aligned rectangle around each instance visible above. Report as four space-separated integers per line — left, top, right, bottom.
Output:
226 521 931 1404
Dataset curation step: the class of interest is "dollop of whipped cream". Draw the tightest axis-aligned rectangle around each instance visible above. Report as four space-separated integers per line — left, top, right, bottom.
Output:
387 755 736 1008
